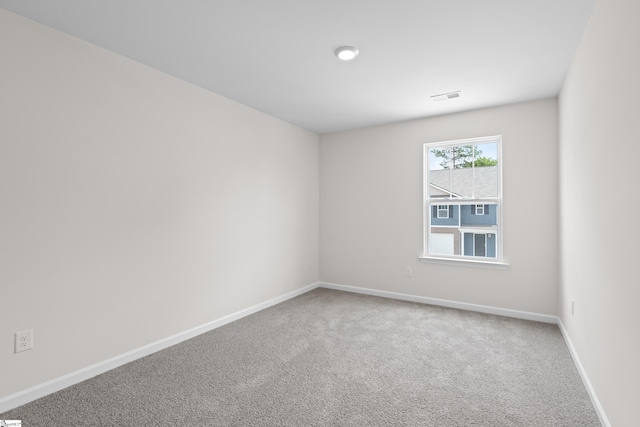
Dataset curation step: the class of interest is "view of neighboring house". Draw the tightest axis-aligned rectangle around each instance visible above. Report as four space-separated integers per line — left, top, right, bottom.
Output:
428 166 498 258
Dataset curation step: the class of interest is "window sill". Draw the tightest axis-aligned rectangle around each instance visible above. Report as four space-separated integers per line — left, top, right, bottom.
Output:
418 255 509 269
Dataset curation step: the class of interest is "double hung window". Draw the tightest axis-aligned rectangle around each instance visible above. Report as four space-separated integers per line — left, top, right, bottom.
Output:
422 136 504 264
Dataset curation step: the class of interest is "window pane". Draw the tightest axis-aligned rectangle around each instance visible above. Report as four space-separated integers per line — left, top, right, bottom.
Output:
428 147 453 198
472 142 498 198
429 143 498 200
451 161 473 198
437 205 448 218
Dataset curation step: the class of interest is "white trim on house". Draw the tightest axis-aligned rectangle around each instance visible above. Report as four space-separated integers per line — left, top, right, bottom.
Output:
429 183 462 198
457 226 498 233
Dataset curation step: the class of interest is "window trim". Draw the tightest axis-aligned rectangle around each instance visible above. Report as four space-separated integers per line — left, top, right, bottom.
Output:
421 135 508 267
437 205 449 218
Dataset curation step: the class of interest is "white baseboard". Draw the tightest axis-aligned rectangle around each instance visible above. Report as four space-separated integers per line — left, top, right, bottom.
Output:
0 282 321 414
320 281 609 426
2 281 610 427
557 319 610 427
319 282 558 323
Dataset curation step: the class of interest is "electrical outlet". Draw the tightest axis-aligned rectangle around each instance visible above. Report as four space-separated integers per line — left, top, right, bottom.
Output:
571 300 575 316
405 266 412 277
15 329 33 353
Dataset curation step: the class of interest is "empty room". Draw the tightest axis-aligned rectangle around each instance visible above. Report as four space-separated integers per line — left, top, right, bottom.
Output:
0 0 638 426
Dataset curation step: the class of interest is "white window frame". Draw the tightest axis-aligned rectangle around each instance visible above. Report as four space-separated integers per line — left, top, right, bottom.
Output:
437 205 449 218
475 204 485 215
420 135 508 267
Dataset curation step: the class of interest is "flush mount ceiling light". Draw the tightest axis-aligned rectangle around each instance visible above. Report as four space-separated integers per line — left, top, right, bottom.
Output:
334 46 359 61
431 91 462 102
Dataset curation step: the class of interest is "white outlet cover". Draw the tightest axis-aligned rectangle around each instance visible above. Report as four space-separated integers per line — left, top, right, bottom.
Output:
15 329 33 353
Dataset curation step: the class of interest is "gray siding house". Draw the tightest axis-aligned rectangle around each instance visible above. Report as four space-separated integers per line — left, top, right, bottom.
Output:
429 167 498 257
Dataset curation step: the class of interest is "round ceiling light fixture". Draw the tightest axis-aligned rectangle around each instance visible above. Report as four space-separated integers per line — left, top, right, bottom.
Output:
334 46 359 61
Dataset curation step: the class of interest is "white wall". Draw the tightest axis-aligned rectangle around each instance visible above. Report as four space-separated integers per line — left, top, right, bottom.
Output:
320 98 559 315
0 9 319 399
559 0 640 424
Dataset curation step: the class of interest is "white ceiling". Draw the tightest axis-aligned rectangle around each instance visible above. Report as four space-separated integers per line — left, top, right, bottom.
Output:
0 0 595 134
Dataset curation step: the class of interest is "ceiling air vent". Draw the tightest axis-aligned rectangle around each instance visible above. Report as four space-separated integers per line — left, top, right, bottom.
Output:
431 91 461 102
